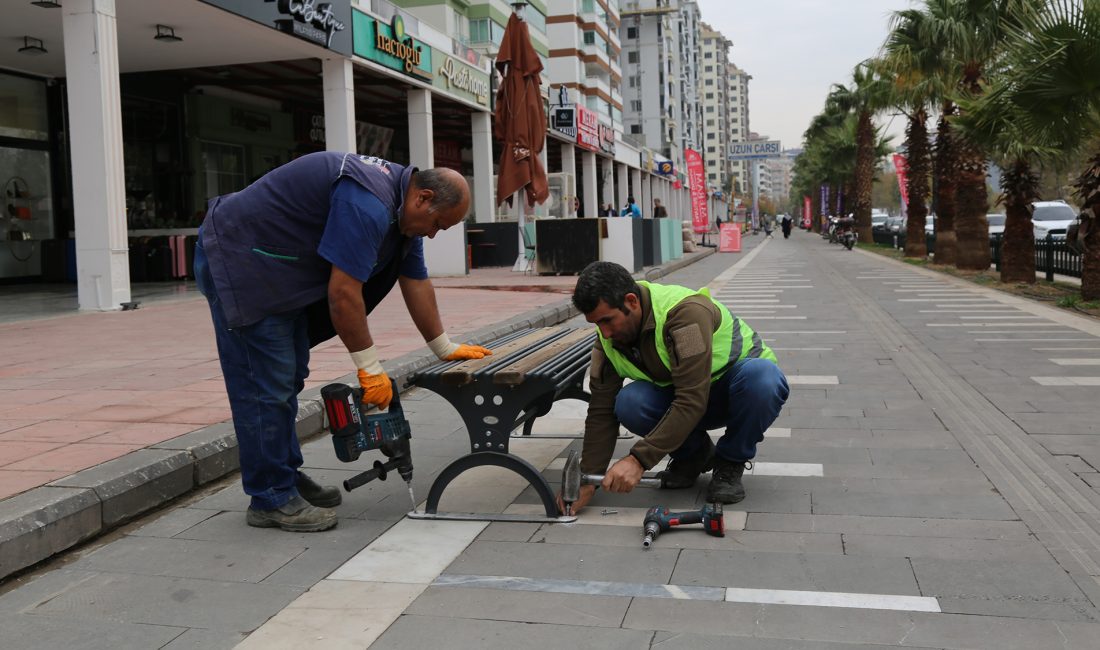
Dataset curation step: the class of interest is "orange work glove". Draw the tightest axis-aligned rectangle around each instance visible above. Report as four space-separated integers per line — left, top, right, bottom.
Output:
357 369 393 410
445 344 493 361
427 332 492 361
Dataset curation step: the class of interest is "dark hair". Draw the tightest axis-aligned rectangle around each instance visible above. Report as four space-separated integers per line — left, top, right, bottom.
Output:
415 169 465 209
627 195 636 204
572 261 639 313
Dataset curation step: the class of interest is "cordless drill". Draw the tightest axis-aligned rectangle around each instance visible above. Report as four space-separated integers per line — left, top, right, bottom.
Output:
642 503 725 549
321 379 416 509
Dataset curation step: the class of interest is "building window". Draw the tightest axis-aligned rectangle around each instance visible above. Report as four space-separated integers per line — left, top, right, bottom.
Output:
707 119 715 126
705 65 713 72
583 31 596 45
705 78 713 86
630 124 642 134
705 92 714 99
627 26 638 39
627 51 639 63
707 146 716 153
706 106 715 113
630 99 642 111
705 51 713 58
469 18 489 43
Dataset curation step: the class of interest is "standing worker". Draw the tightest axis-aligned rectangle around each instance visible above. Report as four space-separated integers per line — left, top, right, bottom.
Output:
653 198 669 219
195 152 491 532
558 262 789 514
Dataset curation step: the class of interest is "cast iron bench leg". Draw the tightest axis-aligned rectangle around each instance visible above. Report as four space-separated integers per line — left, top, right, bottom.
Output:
422 451 558 517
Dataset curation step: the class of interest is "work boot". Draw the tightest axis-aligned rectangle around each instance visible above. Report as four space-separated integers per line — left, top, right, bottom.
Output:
705 457 750 504
658 435 715 489
246 495 337 532
297 471 342 508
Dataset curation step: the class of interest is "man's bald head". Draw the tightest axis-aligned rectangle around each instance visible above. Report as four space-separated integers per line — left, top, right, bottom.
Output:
400 168 472 238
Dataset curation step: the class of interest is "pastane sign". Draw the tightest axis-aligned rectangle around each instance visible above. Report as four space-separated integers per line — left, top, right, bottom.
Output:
434 54 490 106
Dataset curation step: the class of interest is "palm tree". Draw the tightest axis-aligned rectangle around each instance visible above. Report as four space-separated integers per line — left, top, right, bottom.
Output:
882 8 949 258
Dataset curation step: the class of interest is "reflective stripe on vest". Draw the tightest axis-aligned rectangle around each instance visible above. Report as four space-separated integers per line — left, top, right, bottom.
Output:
598 282 774 387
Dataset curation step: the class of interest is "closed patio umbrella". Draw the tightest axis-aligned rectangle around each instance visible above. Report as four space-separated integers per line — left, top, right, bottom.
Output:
494 11 549 209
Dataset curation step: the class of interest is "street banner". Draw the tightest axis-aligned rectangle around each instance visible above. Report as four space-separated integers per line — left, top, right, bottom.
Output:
836 185 843 215
892 153 909 206
719 223 741 252
821 184 830 215
803 196 812 228
685 148 709 233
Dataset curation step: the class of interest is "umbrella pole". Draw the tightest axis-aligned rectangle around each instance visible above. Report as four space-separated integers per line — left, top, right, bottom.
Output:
512 192 530 272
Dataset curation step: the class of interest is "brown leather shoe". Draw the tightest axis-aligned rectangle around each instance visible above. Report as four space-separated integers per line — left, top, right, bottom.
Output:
246 495 337 532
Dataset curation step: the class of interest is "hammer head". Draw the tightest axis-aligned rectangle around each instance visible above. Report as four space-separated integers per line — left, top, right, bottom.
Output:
561 450 581 507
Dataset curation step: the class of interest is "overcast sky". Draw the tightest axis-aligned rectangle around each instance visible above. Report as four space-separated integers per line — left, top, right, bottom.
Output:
695 0 918 150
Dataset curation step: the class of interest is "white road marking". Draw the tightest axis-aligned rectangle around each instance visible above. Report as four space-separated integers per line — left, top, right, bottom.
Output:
724 587 940 612
1049 359 1100 365
788 375 839 384
1032 377 1100 386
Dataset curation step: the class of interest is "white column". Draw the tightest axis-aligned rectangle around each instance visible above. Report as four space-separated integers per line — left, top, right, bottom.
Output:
64 0 129 311
407 88 433 168
582 151 598 220
641 173 651 219
602 157 615 212
561 143 576 217
616 163 629 213
471 111 494 223
630 168 642 213
322 58 355 152
536 146 549 219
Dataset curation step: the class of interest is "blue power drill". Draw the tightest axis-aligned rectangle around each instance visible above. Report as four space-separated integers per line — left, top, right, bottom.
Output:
642 503 725 549
321 379 415 506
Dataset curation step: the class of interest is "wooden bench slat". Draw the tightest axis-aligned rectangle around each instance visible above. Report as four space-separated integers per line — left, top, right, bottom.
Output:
492 329 594 386
438 328 563 386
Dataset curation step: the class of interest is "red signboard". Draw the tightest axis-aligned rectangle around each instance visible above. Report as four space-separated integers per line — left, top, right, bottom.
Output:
684 148 709 234
892 153 909 207
718 223 741 252
803 196 812 229
575 105 600 152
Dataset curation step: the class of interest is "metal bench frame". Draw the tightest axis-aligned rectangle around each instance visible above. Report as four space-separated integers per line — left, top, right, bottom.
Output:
409 327 594 521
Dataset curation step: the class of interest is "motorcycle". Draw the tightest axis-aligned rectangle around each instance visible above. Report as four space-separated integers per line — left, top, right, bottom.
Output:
835 217 857 250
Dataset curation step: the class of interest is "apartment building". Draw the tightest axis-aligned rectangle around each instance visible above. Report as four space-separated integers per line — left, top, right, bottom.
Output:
727 63 751 196
698 22 731 195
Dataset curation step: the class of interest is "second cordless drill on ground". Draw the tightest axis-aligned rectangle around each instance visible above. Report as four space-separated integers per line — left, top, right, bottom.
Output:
642 503 725 548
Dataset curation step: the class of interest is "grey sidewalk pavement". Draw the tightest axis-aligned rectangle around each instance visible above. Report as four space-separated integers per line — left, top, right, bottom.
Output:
0 247 712 583
4 230 1100 649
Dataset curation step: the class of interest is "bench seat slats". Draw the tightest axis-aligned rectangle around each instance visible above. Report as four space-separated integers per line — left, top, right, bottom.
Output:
492 329 594 386
436 328 562 385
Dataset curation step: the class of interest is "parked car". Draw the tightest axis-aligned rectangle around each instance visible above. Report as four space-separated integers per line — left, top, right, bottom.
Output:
871 211 890 232
1031 201 1076 239
925 215 935 235
987 214 1005 238
885 215 906 234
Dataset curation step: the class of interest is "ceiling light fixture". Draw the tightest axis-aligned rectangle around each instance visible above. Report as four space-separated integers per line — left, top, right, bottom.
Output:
154 24 182 43
18 36 47 56
30 1 62 8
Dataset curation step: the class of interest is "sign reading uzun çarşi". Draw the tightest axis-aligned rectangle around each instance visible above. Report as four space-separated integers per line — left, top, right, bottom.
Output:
728 140 782 160
684 148 709 233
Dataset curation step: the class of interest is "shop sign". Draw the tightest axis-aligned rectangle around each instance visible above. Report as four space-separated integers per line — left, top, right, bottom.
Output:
655 160 675 176
685 148 709 234
549 106 575 138
598 124 615 155
198 0 351 54
353 10 432 81
295 110 327 145
575 105 599 152
433 54 490 106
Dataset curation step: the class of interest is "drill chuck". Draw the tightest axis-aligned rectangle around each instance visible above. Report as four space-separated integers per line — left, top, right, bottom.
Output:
642 521 660 549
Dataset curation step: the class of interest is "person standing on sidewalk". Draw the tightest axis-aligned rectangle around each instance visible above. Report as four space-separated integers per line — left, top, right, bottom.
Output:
194 152 491 532
653 198 669 219
558 261 788 514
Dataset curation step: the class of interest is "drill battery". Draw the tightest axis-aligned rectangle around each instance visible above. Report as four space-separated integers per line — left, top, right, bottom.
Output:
321 381 411 463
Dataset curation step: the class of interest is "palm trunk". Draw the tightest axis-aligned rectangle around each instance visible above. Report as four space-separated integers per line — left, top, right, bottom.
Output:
932 102 958 265
904 110 930 258
999 159 1038 283
1076 153 1100 300
854 109 875 243
955 136 990 270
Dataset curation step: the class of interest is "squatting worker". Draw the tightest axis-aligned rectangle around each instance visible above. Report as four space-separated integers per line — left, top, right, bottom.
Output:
558 261 789 514
194 152 491 532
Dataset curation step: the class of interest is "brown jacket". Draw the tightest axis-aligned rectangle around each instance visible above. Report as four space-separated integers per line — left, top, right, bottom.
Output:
581 284 724 474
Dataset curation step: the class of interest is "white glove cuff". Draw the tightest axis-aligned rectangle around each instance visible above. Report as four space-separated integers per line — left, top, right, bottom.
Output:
350 346 385 375
427 332 460 359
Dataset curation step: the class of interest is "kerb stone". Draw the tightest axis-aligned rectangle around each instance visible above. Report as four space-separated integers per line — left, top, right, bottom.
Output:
0 487 101 579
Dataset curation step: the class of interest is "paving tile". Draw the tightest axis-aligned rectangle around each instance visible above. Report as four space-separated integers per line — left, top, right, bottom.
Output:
0 419 117 443
329 518 486 583
161 628 245 650
810 493 1018 520
476 521 540 542
0 612 185 650
648 632 929 650
841 534 1056 563
407 584 631 627
446 539 679 584
68 535 307 583
128 507 219 538
671 550 922 595
236 580 424 650
937 596 1100 622
746 513 1033 540
0 468 70 499
83 422 197 446
533 523 842 553
910 557 1091 601
373 614 653 650
24 570 303 631
3 442 143 472
0 440 64 466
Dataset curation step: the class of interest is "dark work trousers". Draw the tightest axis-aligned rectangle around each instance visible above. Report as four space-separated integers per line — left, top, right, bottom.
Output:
194 240 309 511
613 358 789 463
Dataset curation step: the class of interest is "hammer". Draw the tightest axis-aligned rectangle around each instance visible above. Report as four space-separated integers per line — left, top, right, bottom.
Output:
560 450 663 516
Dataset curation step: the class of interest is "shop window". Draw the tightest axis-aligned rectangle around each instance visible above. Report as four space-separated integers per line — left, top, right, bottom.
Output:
0 74 49 141
201 141 247 201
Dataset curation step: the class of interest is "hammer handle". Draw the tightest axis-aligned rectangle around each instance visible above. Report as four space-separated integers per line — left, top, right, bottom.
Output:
581 474 663 488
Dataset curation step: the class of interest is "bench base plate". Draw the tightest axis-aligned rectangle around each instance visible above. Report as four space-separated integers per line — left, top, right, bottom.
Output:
407 510 577 524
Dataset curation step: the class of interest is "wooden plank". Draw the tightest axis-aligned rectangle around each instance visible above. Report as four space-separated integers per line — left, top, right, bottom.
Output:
438 328 561 386
493 329 594 386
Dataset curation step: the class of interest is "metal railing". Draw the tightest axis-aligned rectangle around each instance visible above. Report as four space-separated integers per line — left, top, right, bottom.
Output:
871 231 1083 280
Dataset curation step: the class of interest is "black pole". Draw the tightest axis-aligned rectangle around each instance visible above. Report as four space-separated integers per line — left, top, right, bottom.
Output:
1045 233 1055 282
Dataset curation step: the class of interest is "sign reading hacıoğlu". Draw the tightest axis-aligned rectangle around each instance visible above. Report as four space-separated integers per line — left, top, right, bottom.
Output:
199 0 351 54
575 105 600 152
434 54 490 106
352 10 432 81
